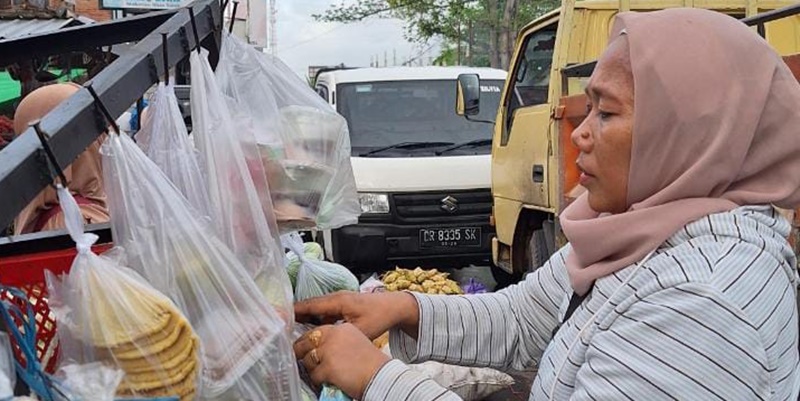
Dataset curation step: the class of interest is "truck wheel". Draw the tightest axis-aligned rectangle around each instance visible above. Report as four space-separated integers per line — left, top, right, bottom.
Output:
490 264 521 290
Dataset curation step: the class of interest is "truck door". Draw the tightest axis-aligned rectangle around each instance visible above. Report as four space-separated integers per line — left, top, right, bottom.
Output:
492 24 557 210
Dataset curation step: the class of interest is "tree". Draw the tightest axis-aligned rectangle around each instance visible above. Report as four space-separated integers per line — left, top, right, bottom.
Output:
313 0 559 69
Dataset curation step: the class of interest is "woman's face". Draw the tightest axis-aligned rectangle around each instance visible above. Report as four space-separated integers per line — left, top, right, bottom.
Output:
571 37 635 214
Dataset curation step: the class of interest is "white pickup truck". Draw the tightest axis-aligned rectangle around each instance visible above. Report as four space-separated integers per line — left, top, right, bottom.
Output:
314 66 507 272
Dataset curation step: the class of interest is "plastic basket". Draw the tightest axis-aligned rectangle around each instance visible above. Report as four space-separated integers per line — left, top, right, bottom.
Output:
0 243 113 373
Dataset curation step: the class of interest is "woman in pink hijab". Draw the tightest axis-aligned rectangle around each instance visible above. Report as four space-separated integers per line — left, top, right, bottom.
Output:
12 83 109 235
290 9 800 400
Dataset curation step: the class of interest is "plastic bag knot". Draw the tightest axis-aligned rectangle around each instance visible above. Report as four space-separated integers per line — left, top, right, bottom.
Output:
76 233 99 254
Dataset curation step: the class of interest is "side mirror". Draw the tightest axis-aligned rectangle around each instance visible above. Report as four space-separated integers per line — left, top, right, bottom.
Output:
456 73 481 116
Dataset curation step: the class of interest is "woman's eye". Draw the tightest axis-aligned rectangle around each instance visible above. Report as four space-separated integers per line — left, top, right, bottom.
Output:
586 104 592 114
599 111 612 120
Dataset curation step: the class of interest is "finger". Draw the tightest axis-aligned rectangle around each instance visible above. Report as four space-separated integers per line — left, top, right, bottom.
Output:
293 326 332 358
294 295 345 324
301 348 322 373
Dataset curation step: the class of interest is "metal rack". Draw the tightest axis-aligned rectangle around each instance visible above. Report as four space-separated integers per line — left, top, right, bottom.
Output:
0 0 222 231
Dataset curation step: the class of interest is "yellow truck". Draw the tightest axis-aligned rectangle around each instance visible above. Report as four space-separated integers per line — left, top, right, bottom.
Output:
456 0 800 284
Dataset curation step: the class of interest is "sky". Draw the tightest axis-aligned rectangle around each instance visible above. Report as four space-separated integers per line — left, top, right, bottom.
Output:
276 0 441 79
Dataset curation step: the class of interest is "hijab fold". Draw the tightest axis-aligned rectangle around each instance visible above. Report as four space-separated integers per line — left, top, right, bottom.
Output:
561 9 800 295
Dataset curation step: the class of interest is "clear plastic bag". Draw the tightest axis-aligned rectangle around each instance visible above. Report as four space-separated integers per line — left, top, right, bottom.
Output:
0 334 14 400
216 32 360 232
57 363 124 401
136 81 212 223
282 233 359 302
101 132 302 400
189 50 293 318
46 185 201 401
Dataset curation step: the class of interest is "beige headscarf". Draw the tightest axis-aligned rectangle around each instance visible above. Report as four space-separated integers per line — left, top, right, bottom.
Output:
13 83 109 235
560 8 800 295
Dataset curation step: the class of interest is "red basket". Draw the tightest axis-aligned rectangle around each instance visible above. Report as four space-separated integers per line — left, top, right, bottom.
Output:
0 243 112 373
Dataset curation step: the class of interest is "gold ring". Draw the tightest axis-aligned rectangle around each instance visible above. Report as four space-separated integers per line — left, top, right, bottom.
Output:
310 348 321 365
309 330 322 347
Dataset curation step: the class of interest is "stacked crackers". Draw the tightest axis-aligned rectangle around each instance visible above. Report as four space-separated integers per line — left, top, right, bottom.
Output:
76 270 200 401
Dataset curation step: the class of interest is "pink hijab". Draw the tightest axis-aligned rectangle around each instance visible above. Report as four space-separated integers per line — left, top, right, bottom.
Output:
560 8 800 295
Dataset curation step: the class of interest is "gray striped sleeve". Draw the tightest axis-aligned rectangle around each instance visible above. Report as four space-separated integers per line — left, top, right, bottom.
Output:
362 360 460 401
575 283 772 401
389 255 569 370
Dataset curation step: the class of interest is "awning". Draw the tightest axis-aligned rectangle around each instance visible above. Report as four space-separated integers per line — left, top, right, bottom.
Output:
0 17 84 40
0 71 19 105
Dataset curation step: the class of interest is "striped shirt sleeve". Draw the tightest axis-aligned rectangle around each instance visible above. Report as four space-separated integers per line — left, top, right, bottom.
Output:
389 253 569 371
362 360 460 401
573 283 772 401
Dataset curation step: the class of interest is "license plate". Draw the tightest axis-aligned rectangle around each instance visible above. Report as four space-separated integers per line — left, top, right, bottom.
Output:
419 227 481 248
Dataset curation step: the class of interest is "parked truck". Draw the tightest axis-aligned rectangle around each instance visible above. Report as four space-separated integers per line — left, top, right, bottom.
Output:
314 66 507 272
455 0 800 283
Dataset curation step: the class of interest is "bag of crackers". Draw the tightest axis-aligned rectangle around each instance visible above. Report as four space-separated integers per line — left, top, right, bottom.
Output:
102 132 302 400
46 185 201 401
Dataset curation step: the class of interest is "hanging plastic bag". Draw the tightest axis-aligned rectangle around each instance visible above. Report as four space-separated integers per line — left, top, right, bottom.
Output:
101 132 302 400
190 50 293 317
282 233 359 302
136 81 212 223
285 240 324 290
45 185 201 401
57 363 124 401
216 32 360 232
0 333 14 400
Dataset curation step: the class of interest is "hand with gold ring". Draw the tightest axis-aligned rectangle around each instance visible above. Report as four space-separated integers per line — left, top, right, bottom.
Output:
294 323 390 399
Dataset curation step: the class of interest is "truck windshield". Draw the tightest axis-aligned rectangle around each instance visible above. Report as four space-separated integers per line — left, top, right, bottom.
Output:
337 79 504 157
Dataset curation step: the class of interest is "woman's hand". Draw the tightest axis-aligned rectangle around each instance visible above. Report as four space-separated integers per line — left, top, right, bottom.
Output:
294 323 390 399
294 291 419 340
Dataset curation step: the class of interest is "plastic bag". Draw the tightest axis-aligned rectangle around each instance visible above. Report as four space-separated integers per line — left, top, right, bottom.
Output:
285 240 324 289
46 185 201 401
102 132 302 400
0 334 14 400
190 50 293 317
136 81 211 223
216 32 360 232
57 363 124 401
282 233 359 302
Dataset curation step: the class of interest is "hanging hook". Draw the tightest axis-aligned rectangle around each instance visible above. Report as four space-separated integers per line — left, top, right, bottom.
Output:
84 81 121 135
229 0 239 33
161 32 170 85
30 120 68 187
189 8 201 54
221 0 230 23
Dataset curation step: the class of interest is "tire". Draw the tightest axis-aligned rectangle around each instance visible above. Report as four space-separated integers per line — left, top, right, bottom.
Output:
490 263 521 290
528 228 549 273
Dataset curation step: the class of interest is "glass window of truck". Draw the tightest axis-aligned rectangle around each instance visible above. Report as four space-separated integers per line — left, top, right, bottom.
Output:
337 79 504 156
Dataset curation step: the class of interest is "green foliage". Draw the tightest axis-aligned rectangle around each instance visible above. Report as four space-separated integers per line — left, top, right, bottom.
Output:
313 0 559 68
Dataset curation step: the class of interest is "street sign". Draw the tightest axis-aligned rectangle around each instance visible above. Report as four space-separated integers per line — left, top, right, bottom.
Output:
101 0 188 11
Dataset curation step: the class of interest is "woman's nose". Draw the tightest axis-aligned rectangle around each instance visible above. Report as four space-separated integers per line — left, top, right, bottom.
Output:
571 120 592 151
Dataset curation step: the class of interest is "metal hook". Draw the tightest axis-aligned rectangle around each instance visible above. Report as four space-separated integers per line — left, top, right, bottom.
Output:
189 8 201 54
221 0 230 26
161 32 170 85
84 81 121 135
229 0 239 33
30 120 68 187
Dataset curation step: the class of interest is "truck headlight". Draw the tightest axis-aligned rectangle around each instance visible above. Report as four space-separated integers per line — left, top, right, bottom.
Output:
358 193 390 214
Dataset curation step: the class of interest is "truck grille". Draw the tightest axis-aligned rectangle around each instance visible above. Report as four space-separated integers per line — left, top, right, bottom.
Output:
392 190 492 219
